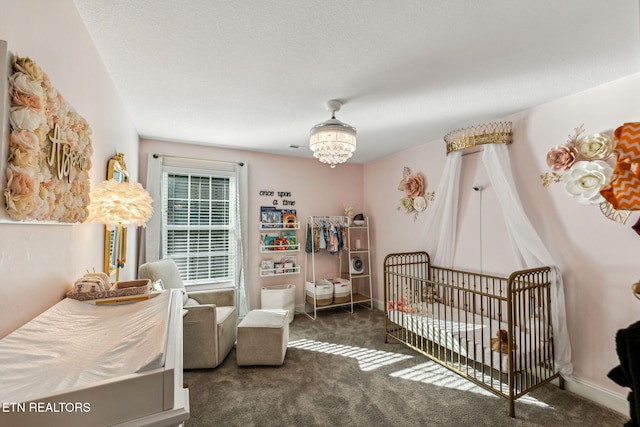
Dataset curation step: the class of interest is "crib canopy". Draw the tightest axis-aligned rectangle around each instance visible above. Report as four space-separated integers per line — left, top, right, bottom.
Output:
422 122 572 378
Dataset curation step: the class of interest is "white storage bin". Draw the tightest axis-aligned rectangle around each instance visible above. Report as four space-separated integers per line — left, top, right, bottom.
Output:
331 278 351 304
305 280 333 306
261 284 296 323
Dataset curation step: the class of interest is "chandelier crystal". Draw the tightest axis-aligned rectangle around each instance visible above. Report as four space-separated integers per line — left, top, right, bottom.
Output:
309 100 356 168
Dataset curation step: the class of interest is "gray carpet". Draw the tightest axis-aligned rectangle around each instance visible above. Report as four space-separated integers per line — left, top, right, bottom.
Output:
184 307 629 427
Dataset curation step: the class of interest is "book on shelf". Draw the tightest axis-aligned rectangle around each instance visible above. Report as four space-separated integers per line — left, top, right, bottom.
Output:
274 237 289 250
261 232 279 250
282 209 297 228
274 262 284 274
260 206 282 228
260 260 274 274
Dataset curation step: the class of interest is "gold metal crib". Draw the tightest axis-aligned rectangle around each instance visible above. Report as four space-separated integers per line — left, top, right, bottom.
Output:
383 251 564 418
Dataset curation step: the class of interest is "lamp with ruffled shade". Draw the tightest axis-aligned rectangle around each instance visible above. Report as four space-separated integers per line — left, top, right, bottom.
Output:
88 179 153 281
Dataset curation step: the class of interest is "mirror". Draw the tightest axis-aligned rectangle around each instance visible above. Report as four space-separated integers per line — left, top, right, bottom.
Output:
103 153 129 279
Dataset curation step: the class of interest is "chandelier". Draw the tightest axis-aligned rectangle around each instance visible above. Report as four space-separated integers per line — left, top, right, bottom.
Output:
309 100 357 168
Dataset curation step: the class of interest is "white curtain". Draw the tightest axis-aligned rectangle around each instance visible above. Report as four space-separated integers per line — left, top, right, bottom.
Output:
143 154 163 263
235 163 249 317
422 150 462 267
481 143 572 377
424 143 573 378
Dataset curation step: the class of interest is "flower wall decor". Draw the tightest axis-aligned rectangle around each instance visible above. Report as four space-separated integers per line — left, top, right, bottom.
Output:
540 124 634 225
4 56 93 222
397 166 434 220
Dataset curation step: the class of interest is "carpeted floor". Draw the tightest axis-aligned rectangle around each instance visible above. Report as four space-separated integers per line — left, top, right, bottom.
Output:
183 307 629 427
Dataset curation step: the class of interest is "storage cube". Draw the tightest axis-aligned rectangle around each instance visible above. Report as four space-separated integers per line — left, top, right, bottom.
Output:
237 309 289 366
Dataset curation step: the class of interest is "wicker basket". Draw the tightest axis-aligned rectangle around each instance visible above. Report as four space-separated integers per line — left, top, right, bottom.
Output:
332 278 351 304
305 280 333 306
67 279 150 301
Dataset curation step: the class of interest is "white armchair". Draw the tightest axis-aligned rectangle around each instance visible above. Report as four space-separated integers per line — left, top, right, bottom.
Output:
138 258 237 369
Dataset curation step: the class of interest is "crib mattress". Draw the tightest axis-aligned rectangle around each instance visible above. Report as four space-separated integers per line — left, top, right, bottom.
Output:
387 304 549 371
0 290 172 404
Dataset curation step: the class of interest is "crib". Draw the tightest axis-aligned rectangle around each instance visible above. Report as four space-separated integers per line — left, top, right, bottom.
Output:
383 251 564 417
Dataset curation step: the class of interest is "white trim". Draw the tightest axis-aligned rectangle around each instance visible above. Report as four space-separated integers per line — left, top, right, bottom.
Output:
563 376 628 416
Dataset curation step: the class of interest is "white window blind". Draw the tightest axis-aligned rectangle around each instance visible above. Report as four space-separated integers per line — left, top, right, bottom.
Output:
161 167 237 287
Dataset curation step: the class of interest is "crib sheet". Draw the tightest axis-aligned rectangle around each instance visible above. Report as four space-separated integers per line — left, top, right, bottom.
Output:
0 290 172 404
388 303 549 371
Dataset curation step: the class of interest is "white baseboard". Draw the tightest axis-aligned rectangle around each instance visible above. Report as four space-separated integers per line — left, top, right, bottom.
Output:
563 376 628 416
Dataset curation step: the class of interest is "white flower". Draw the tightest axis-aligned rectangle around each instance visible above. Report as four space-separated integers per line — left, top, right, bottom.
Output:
398 196 414 212
9 107 42 131
562 160 612 205
10 72 43 97
413 196 427 212
576 133 613 160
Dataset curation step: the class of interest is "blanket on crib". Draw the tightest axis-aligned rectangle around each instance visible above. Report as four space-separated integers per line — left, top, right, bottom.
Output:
387 304 549 371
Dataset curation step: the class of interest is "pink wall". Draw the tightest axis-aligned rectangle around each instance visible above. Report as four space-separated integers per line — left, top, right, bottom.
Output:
138 139 364 310
365 73 640 397
0 0 139 338
0 0 636 408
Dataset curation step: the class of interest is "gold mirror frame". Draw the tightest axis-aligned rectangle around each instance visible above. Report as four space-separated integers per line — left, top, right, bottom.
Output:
103 153 129 278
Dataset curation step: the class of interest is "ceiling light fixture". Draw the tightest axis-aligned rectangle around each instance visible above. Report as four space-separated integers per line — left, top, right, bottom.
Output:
309 100 357 168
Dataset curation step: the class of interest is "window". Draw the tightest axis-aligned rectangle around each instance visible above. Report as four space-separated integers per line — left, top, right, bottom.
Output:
161 167 237 289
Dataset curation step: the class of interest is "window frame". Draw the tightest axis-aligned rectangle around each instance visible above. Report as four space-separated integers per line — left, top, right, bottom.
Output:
161 165 237 291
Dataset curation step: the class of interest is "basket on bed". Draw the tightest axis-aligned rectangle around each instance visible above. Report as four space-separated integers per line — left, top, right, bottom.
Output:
67 279 151 301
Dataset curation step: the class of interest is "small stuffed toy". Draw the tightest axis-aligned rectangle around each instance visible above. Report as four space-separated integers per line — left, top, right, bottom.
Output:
491 329 517 354
386 295 413 313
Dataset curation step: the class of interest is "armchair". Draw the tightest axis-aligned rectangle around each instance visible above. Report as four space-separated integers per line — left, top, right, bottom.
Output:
138 258 237 369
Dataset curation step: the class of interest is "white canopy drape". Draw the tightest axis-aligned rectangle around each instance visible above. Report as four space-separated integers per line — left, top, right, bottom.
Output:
423 150 462 267
424 142 573 378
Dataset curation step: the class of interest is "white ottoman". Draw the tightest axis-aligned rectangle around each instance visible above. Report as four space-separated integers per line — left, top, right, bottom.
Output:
236 309 289 366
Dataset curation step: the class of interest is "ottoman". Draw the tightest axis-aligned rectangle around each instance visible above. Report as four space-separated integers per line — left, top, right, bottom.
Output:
236 309 289 366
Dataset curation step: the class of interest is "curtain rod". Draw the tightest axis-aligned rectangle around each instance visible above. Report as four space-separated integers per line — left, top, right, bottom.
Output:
153 153 244 167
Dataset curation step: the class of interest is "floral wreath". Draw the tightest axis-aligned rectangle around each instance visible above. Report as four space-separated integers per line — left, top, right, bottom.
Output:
540 124 631 225
397 167 434 220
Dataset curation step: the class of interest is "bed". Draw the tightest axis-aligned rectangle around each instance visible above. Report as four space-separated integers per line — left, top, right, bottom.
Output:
384 251 563 417
0 289 189 427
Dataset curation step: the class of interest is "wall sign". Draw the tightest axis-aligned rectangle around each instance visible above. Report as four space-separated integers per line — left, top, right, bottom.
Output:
259 189 296 206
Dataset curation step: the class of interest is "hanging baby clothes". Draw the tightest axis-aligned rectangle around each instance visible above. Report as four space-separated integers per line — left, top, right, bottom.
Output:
305 223 320 253
318 220 327 249
305 223 313 253
327 224 339 254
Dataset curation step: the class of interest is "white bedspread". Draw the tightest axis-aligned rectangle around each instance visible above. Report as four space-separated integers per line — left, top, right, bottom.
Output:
388 304 548 371
0 290 172 403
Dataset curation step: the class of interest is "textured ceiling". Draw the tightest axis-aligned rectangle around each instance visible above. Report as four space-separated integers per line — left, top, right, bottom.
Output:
73 0 640 164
